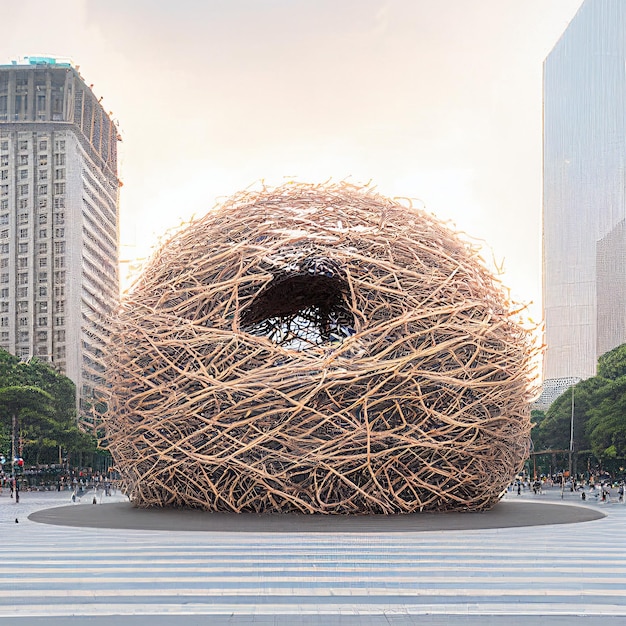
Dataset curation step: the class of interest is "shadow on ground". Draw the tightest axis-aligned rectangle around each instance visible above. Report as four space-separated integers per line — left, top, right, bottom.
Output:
29 499 604 532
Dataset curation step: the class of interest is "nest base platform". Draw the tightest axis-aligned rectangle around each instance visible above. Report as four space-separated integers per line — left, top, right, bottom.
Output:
29 500 604 532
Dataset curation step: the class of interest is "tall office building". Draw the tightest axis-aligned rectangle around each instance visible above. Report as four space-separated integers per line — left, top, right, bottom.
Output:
0 56 120 426
542 0 626 402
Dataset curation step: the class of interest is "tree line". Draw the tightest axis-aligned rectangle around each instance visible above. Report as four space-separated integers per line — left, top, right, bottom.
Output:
0 349 97 470
532 343 626 477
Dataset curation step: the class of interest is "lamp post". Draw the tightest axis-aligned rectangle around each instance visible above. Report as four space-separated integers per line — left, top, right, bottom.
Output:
569 383 575 484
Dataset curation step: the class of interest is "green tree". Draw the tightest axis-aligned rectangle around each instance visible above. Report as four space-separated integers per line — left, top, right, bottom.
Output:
585 375 626 472
597 343 626 380
0 385 55 466
538 376 605 453
0 350 85 465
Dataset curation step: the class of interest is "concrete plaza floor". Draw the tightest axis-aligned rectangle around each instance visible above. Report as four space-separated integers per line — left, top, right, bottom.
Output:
0 486 623 624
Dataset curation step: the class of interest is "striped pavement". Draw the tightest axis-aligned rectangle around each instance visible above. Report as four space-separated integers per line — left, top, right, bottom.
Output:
0 489 625 624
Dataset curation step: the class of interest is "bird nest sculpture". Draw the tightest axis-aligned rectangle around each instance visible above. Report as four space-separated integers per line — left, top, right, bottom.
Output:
104 181 534 514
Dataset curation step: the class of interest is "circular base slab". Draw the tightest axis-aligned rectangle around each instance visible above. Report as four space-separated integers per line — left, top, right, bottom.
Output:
29 499 604 532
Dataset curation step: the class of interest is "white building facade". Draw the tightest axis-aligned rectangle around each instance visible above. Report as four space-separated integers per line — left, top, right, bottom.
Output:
543 0 626 390
0 57 120 426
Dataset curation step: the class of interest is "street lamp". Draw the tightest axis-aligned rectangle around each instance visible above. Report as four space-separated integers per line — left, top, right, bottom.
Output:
569 383 575 484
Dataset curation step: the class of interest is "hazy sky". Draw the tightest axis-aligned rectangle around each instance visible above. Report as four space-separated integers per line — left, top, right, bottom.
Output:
1 0 584 320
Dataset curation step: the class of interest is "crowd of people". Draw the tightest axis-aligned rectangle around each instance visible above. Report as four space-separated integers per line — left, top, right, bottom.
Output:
0 466 119 495
510 476 625 503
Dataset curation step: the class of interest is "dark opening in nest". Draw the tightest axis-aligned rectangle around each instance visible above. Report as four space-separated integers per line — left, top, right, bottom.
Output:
240 270 355 351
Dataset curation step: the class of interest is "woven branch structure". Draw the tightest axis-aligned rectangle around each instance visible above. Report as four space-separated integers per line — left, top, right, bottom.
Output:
104 182 535 514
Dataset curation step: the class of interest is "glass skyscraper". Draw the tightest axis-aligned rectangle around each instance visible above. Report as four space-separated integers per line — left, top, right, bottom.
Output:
542 0 626 401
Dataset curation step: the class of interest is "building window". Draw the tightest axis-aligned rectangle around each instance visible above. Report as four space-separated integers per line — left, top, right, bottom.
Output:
0 332 8 341
0 288 8 298
54 168 64 180
38 316 47 326
38 271 47 282
17 287 27 298
18 243 28 254
0 244 8 254
18 273 28 285
17 301 27 313
39 257 47 267
39 228 47 238
18 258 28 268
18 198 28 209
19 347 30 357
54 140 65 151
18 228 28 239
0 214 7 226
18 140 28 151
0 302 7 312
39 214 47 224
39 141 47 151
54 271 65 284
18 212 28 224
54 300 65 313
55 232 65 243
19 155 28 166
53 197 65 209
54 257 65 269
0 317 7 327
39 170 47 181
0 273 8 283
38 286 47 297
18 331 29 343
18 184 28 196
38 184 47 195
54 153 66 166
39 243 47 254
39 302 48 313
0 230 7 239
54 212 64 224
54 286 64 297
0 199 6 210
0 156 6 167
19 169 28 180
37 331 47 342
0 185 7 196
0 259 6 268
19 317 28 327
55 329 65 342
0 169 7 179
53 183 65 194
39 197 47 208
54 346 65 360
55 316 64 326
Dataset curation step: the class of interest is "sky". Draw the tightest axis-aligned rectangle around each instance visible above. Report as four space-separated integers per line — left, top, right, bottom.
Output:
1 0 584 323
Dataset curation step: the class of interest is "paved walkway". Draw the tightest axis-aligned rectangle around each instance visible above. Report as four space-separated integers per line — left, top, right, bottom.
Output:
0 487 623 624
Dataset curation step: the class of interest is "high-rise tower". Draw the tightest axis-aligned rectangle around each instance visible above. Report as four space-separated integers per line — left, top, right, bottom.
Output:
0 56 120 426
542 0 626 399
